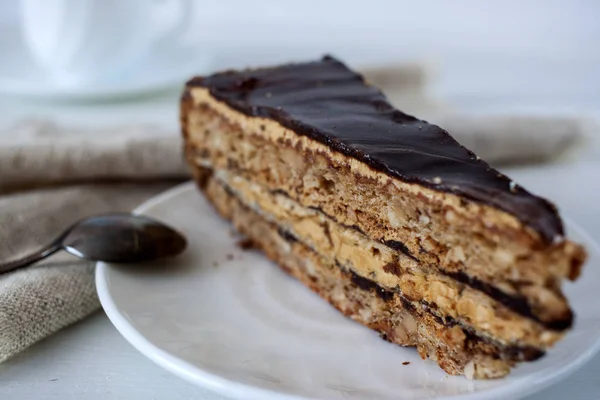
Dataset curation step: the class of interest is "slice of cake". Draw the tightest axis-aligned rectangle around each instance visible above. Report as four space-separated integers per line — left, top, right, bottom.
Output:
180 56 587 379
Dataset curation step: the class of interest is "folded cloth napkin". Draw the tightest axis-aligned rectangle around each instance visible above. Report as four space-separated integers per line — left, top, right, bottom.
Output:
0 121 189 363
0 65 588 363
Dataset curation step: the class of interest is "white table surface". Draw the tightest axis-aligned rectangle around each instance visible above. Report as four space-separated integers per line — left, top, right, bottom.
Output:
1 2 600 398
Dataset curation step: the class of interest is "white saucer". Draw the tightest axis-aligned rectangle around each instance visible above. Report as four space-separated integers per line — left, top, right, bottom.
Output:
96 182 600 400
0 23 211 100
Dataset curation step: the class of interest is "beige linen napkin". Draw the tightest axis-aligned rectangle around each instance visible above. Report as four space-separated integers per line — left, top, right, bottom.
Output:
0 65 588 363
0 121 188 363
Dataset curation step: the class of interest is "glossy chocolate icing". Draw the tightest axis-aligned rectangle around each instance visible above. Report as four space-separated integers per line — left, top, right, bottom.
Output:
187 56 563 243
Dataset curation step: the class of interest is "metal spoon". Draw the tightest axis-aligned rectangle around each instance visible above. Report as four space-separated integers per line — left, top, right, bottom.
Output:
0 213 187 274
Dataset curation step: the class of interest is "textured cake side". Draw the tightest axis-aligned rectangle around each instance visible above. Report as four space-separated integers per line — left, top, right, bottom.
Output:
182 88 584 332
194 166 517 379
203 165 562 351
180 72 585 379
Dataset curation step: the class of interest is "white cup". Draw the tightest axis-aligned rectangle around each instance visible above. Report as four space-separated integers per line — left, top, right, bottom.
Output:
19 0 192 84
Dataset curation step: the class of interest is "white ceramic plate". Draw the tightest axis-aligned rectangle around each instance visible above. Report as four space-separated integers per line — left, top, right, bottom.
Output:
97 182 600 400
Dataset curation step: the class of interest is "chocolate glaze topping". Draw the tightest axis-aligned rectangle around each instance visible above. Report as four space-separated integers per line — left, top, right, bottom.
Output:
187 55 563 242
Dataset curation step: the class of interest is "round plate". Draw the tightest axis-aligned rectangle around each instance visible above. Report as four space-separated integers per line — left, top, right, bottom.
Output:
96 182 600 400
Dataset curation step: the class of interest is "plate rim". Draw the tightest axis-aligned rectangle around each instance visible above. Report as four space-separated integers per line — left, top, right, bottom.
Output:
96 181 600 400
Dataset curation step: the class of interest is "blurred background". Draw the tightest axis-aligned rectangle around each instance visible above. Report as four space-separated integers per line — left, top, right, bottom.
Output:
0 0 599 126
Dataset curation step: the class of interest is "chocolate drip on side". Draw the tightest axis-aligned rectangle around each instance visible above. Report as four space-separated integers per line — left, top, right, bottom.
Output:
187 56 563 243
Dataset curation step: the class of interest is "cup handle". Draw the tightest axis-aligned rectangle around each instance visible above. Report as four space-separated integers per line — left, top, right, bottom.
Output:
151 0 194 46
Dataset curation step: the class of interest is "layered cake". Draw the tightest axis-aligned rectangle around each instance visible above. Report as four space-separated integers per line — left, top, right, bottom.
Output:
180 56 587 379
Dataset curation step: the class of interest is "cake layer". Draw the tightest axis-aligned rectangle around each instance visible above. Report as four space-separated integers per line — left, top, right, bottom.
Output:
194 167 527 379
181 92 583 330
199 165 562 349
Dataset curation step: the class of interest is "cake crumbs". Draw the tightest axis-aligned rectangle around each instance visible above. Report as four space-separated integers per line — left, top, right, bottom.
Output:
237 238 257 250
226 254 234 261
402 361 410 365
212 261 219 267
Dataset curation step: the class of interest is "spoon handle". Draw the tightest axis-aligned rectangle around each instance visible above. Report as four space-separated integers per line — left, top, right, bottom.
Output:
0 243 62 274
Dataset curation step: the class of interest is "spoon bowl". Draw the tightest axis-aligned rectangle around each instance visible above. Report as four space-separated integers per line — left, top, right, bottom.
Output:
0 213 187 274
61 214 187 263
